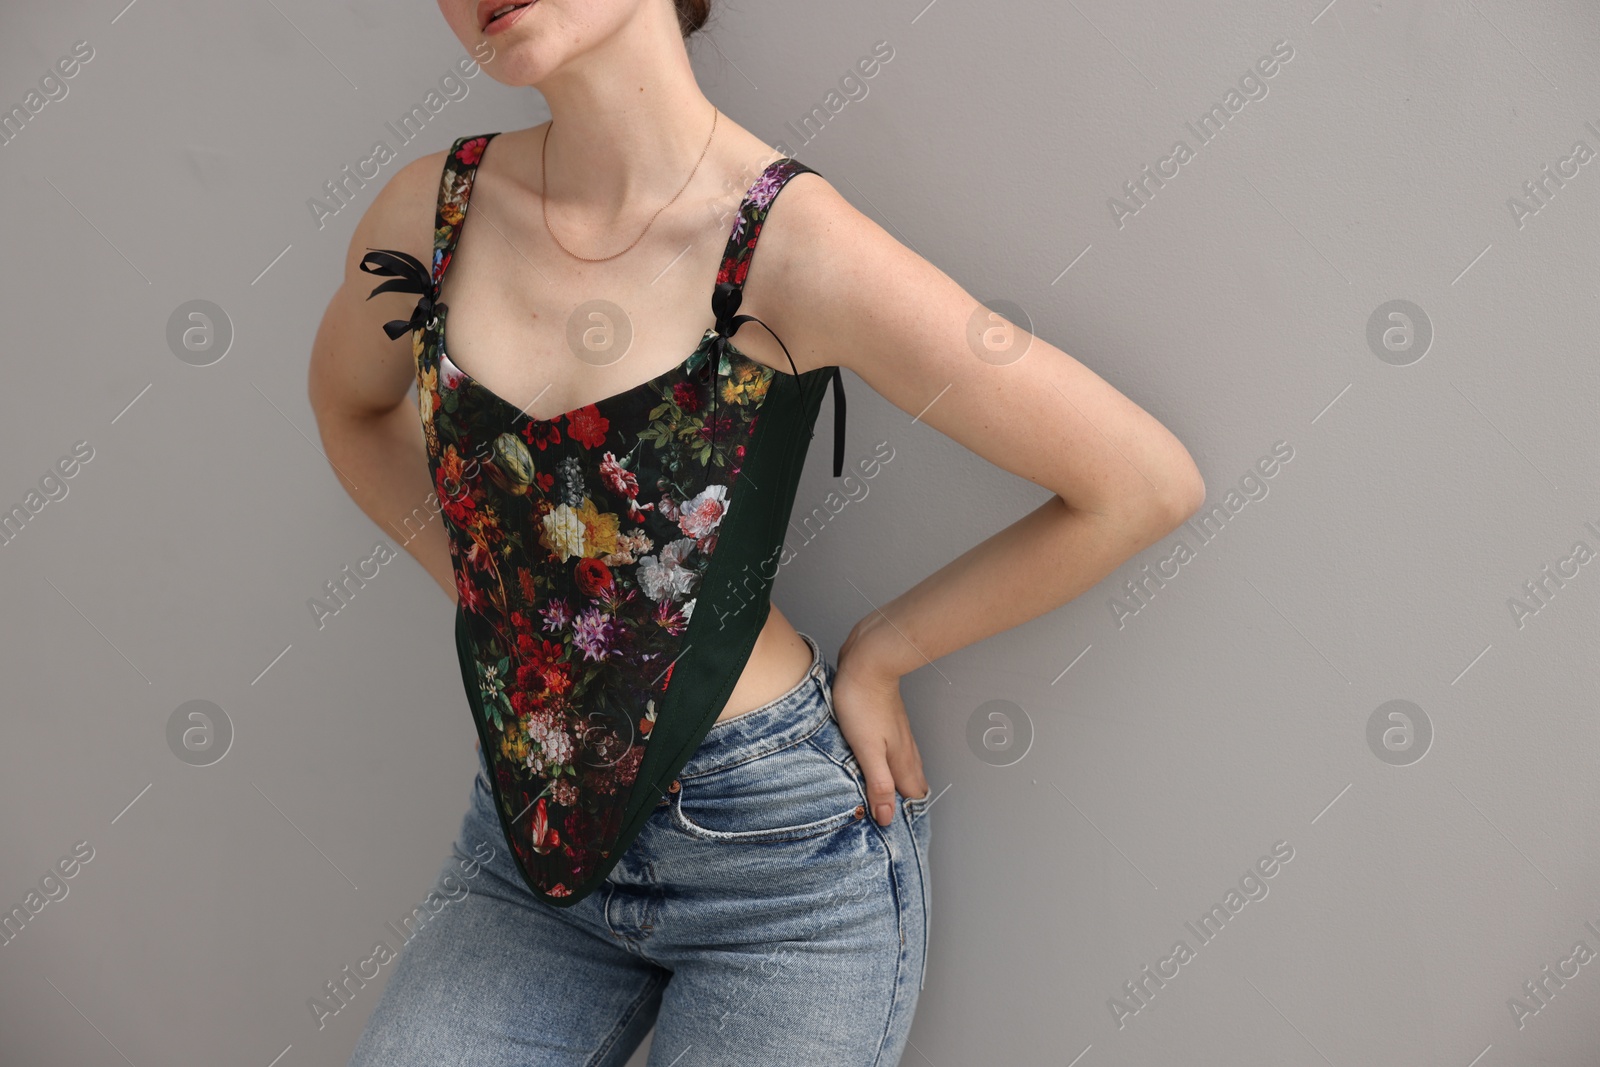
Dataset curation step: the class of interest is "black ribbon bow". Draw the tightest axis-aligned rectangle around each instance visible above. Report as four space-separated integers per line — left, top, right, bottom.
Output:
710 282 846 478
359 248 436 341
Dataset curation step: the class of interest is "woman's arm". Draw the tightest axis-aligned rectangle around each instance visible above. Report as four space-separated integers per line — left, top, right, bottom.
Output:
749 175 1207 824
307 152 459 604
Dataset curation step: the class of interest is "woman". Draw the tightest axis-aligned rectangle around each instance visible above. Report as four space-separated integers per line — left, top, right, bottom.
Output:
308 1 1204 1063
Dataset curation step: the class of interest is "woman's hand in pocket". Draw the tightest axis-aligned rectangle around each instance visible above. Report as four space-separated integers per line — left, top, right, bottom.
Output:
834 619 929 826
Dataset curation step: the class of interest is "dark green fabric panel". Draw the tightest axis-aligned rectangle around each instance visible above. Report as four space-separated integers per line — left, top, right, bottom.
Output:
623 365 834 823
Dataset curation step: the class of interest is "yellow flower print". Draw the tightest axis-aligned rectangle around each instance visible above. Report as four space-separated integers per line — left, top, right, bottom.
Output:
500 730 530 765
575 498 620 559
418 365 439 435
439 443 468 486
729 365 772 405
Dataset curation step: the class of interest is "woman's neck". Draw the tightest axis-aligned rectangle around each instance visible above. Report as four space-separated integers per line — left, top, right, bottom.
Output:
530 4 717 220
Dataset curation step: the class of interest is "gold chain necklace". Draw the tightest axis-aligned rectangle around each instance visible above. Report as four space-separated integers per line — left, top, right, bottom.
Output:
540 104 719 263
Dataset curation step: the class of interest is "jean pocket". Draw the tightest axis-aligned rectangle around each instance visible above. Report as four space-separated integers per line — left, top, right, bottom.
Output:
670 730 869 844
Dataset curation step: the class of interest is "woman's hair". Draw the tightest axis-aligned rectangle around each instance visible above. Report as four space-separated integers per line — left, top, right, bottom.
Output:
675 0 712 37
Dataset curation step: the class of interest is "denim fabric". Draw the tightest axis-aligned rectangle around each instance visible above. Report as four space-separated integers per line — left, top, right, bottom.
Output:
348 632 933 1067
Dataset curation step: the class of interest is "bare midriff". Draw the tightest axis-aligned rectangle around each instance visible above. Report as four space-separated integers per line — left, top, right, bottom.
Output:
714 605 815 722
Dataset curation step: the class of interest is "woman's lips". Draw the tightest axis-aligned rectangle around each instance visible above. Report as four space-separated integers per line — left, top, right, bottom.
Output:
483 2 535 36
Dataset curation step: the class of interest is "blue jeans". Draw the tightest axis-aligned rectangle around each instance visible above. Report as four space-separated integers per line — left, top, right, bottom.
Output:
348 632 933 1066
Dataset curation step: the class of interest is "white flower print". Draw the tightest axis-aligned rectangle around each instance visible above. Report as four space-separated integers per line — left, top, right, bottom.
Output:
636 537 698 602
541 503 586 561
677 484 728 542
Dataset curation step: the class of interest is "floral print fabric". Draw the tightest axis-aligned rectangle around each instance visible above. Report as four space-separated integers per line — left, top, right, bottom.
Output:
374 133 815 901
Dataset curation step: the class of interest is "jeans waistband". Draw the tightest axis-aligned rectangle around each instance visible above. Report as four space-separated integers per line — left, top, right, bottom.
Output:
677 630 835 780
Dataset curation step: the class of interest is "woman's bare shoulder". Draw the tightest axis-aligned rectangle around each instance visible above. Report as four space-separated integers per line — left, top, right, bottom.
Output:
746 166 866 291
341 145 456 281
736 166 883 356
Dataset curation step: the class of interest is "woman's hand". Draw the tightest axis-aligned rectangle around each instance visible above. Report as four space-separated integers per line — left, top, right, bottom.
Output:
833 616 930 826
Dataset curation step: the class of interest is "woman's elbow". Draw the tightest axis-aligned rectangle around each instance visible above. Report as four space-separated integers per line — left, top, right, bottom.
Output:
1103 455 1206 541
1161 457 1207 529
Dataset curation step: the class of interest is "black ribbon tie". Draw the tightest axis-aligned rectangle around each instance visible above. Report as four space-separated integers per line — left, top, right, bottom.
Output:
359 248 436 340
710 282 846 478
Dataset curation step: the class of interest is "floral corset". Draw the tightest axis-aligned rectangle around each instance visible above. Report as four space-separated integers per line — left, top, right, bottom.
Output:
360 133 843 906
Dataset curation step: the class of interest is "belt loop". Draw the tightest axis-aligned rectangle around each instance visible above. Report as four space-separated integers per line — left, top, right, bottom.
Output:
804 631 824 681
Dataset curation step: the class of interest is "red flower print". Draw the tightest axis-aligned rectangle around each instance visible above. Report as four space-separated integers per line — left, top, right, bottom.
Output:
516 639 567 693
613 750 644 791
575 558 614 598
734 258 750 286
514 662 541 692
672 380 701 412
522 421 561 451
432 251 452 285
456 569 484 613
542 661 572 696
528 798 561 855
563 809 598 844
436 468 477 524
565 405 609 449
697 413 735 443
535 471 555 493
653 598 688 636
510 687 538 717
580 767 617 796
599 452 640 499
456 135 489 166
465 541 496 573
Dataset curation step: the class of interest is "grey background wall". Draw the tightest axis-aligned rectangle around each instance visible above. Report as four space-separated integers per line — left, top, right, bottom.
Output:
3 0 1598 1064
